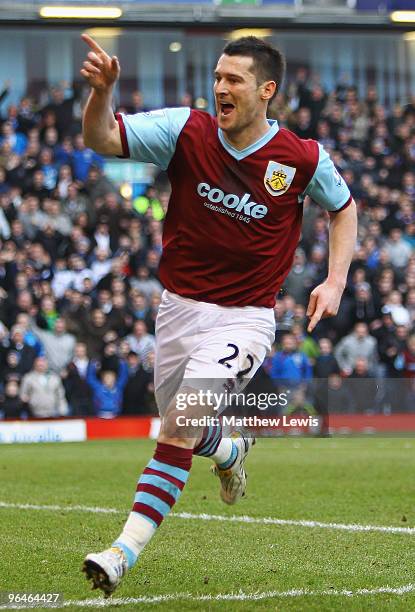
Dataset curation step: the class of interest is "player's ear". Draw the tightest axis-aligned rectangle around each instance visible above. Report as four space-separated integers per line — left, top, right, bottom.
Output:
260 80 277 101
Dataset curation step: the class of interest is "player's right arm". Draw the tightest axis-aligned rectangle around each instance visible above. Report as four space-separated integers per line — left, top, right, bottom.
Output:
81 34 191 166
80 34 123 156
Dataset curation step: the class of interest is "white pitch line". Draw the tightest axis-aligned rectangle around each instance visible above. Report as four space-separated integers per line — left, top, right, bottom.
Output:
0 500 414 536
0 501 119 514
172 511 415 535
1 584 414 609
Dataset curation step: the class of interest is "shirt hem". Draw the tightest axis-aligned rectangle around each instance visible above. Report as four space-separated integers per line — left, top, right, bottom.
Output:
330 195 353 213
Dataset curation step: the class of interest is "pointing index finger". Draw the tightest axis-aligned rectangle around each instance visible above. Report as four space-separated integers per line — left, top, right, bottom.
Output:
307 307 324 333
81 33 105 55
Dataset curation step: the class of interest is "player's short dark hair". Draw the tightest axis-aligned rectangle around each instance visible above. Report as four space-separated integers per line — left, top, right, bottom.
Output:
222 36 285 101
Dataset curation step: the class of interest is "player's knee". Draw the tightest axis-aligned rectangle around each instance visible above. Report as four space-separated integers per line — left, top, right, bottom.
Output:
159 409 194 443
159 400 204 444
157 430 195 449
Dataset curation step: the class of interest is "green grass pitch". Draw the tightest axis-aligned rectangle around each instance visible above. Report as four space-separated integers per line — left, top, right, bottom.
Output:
0 437 414 611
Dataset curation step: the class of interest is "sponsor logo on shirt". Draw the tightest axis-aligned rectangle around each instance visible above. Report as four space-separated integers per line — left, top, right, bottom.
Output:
197 182 268 221
264 161 296 196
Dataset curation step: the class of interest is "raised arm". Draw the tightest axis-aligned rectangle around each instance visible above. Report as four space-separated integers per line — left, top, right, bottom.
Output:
86 360 100 390
80 34 123 156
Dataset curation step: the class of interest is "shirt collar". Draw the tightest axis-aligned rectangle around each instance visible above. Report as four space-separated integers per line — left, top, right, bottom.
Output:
218 119 279 161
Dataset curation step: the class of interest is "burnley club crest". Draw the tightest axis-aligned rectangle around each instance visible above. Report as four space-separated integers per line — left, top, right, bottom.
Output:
264 161 296 196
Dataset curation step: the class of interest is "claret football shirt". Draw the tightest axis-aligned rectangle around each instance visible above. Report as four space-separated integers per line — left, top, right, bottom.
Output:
116 108 351 307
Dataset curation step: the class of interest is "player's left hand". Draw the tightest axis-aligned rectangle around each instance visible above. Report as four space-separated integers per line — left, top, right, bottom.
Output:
306 280 344 333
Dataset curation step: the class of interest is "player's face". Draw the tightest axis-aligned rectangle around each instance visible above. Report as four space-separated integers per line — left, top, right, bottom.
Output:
213 54 264 134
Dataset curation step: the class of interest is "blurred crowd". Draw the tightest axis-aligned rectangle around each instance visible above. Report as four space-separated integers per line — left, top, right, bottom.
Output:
0 70 414 420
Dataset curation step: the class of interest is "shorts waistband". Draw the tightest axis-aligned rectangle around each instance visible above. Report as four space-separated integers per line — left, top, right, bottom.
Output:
162 289 274 316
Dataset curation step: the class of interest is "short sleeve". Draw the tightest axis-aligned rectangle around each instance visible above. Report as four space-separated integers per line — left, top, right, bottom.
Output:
302 144 351 212
115 107 191 170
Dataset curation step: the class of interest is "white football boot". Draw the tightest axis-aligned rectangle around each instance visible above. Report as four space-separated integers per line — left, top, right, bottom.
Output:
82 546 128 597
211 434 255 505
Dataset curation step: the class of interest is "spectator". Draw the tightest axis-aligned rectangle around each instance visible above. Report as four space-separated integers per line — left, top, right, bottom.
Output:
38 295 58 331
82 309 111 359
314 338 339 378
27 169 51 201
270 333 312 386
72 133 103 182
9 219 26 249
351 282 377 325
384 227 412 272
371 307 399 375
129 290 149 321
291 322 319 364
145 292 161 335
349 356 380 413
282 248 310 306
41 86 76 138
64 182 92 221
14 312 44 356
87 359 128 418
84 165 116 204
20 356 68 417
129 265 163 300
383 290 411 327
304 244 327 288
60 290 87 335
90 247 112 284
30 316 75 373
334 322 378 376
0 121 27 155
18 195 47 238
122 351 153 414
56 165 73 200
1 351 23 383
42 199 72 236
293 107 315 139
100 338 120 373
125 320 155 362
39 148 57 191
273 300 293 341
315 373 355 415
1 326 37 377
0 379 29 419
62 341 93 415
312 339 340 432
124 90 149 114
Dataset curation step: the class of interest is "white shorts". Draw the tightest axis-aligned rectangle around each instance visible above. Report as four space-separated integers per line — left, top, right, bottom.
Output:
154 290 276 415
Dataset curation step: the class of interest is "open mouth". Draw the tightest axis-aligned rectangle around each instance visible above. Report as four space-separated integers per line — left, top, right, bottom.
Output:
219 102 235 117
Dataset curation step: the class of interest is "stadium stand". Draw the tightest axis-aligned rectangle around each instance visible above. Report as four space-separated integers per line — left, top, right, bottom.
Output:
0 68 414 419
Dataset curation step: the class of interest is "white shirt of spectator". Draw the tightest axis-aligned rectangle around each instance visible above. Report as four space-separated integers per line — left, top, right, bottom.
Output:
94 231 110 252
91 259 112 284
74 357 88 378
125 333 155 362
